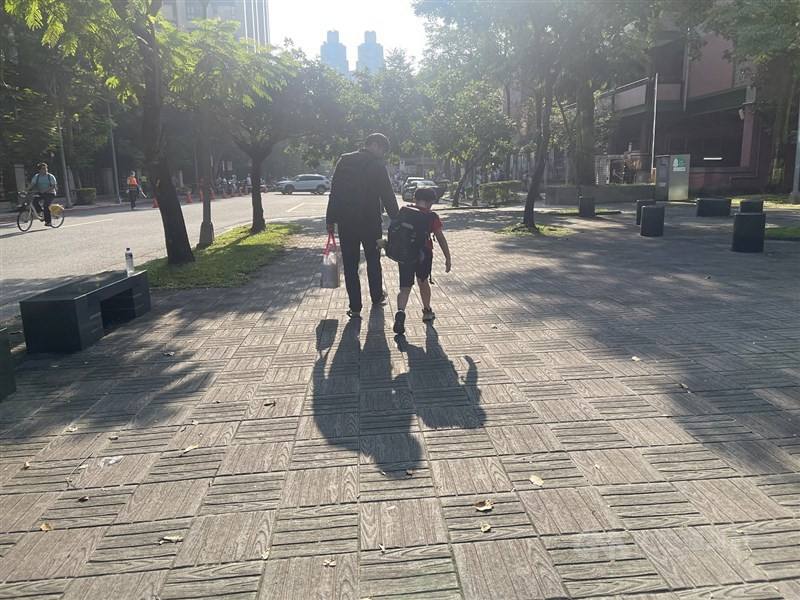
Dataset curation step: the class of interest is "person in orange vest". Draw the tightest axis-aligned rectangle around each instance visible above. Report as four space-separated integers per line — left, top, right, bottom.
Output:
127 171 142 210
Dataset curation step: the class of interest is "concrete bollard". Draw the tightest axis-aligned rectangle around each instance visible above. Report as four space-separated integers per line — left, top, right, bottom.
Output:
739 199 763 213
732 212 766 253
578 196 595 218
0 328 15 401
636 199 656 225
640 205 665 237
696 197 731 217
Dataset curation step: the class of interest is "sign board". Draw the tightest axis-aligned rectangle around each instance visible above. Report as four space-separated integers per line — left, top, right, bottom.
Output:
668 154 690 201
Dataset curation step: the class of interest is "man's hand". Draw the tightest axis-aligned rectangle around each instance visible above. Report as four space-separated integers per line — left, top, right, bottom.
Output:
326 223 335 234
445 259 452 273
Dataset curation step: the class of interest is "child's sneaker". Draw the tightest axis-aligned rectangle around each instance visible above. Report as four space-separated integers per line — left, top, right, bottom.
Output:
422 308 435 322
393 310 406 335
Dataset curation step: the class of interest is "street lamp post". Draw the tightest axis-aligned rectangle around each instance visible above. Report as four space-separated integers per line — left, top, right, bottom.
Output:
791 96 800 203
107 101 122 204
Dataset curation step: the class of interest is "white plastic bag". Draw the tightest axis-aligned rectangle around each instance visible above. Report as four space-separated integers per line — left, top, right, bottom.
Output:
320 232 341 289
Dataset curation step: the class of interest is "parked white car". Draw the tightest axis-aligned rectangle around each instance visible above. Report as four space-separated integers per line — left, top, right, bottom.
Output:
278 174 331 195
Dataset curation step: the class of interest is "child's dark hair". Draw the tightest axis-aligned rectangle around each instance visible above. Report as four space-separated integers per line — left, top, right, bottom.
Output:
414 187 437 204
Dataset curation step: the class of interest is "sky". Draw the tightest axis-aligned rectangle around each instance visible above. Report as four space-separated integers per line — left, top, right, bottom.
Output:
269 0 429 69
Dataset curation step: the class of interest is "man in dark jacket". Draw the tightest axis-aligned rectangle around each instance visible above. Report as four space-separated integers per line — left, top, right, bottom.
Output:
326 133 399 318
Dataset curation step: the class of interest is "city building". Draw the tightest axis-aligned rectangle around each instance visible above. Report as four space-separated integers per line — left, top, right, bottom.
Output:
161 0 270 47
321 31 348 76
356 31 385 73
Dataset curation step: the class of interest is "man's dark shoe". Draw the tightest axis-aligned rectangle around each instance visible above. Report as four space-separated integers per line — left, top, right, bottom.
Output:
393 310 406 335
347 309 362 319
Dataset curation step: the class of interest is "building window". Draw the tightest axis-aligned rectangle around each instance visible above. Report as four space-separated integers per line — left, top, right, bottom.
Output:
186 3 206 20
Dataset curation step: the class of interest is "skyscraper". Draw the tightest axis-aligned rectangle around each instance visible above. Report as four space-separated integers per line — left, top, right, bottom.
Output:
356 31 385 73
321 31 348 76
161 0 270 47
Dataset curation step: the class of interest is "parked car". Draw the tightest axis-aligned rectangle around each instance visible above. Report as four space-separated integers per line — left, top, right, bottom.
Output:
402 179 437 201
401 177 425 196
433 179 451 199
278 174 331 195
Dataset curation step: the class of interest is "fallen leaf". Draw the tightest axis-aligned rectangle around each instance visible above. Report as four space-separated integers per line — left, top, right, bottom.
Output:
100 456 123 466
474 499 494 513
181 445 199 455
191 420 198 426
39 522 53 531
705 275 711 279
261 551 270 560
66 425 78 432
379 544 386 553
263 401 276 407
162 351 175 357
77 496 90 503
23 461 31 470
77 464 88 470
631 356 641 362
529 475 544 487
678 383 689 389
405 469 414 477
323 559 337 568
108 434 119 441
158 535 183 545
480 522 492 533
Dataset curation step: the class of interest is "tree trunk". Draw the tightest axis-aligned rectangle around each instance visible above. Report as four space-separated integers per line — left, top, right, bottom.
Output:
249 151 268 233
523 74 556 228
117 0 194 265
575 79 595 187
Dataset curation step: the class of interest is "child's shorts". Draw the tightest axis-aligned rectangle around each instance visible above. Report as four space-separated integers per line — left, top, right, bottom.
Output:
399 247 433 287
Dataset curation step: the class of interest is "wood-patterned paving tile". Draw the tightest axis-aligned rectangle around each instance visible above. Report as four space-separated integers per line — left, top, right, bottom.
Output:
359 545 461 600
61 570 169 600
674 583 787 600
0 458 84 494
423 429 496 460
234 417 299 444
281 466 358 507
641 445 739 481
359 462 436 502
633 526 765 588
571 449 665 485
40 485 137 529
159 561 264 600
486 424 563 455
82 519 192 576
260 552 357 599
174 511 273 566
269 504 359 559
721 520 800 580
199 472 284 515
705 440 800 475
568 378 636 398
452 538 566 599
611 418 698 447
544 531 667 598
0 526 107 581
440 492 534 543
755 473 800 513
115 478 210 523
144 447 225 483
519 486 623 535
102 426 181 456
501 452 588 490
361 433 424 467
289 438 359 469
534 397 603 423
598 483 709 530
0 493 58 533
672 416 760 444
674 479 794 523
585 396 664 420
218 442 292 475
550 421 630 451
0 534 21 560
430 457 513 496
360 498 447 549
0 579 70 599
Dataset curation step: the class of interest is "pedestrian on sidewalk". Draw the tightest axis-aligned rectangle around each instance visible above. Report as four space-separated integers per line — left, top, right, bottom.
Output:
27 162 57 226
392 187 451 335
326 132 399 319
127 171 142 210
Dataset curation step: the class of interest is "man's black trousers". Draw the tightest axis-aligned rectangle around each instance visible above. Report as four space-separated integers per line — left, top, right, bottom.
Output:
338 230 383 312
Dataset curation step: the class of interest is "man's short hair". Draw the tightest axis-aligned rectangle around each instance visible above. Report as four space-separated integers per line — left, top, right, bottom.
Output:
37 162 47 169
414 187 437 204
364 132 390 152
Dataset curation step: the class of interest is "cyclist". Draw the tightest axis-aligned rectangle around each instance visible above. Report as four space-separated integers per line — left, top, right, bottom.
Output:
26 162 57 226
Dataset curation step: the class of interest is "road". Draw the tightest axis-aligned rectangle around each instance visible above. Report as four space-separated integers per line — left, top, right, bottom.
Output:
0 192 329 319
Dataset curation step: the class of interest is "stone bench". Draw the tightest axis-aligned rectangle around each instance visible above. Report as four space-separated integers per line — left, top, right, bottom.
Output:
697 197 731 217
732 213 766 253
20 271 151 353
640 205 665 237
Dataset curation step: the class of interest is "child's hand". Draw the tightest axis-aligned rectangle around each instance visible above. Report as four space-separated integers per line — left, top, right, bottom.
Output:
445 259 452 273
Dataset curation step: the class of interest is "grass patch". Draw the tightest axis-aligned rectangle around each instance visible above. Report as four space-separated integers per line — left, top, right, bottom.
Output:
540 209 622 216
765 226 800 241
497 223 573 237
730 194 800 210
141 223 301 288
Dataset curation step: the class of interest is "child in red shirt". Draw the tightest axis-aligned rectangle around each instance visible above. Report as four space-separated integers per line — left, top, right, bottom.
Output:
393 187 452 335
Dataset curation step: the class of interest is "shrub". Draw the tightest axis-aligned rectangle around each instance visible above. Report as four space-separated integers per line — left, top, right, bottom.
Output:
76 188 96 205
479 180 522 205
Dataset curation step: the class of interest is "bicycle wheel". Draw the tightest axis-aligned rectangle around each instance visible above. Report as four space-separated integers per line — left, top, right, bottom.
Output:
16 208 33 232
49 205 65 228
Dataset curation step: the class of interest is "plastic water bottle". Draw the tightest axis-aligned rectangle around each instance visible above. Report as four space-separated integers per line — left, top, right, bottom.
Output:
125 248 135 276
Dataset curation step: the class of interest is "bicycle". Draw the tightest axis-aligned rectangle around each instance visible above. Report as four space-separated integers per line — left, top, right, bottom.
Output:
16 191 65 232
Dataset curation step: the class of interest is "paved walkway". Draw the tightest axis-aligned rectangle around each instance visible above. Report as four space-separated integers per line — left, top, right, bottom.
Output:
1 204 799 599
